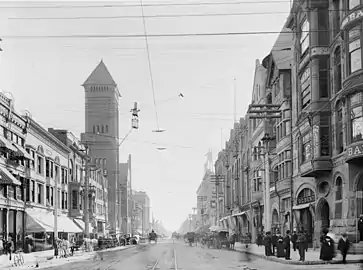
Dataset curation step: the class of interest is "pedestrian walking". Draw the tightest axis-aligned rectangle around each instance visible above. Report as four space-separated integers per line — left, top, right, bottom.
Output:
283 230 291 260
264 231 272 256
337 232 350 264
291 231 297 252
297 230 306 261
271 232 277 256
319 228 335 261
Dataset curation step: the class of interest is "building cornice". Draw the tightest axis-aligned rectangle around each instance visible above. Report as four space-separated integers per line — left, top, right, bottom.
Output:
28 120 71 156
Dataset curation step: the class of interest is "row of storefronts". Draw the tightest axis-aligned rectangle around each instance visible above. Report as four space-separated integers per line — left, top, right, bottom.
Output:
0 91 108 252
215 1 363 251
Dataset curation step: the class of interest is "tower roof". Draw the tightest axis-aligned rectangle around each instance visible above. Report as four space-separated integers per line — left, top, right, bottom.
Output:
83 60 117 86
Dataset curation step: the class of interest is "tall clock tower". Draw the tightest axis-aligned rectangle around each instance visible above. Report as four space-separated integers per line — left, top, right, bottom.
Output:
82 60 121 234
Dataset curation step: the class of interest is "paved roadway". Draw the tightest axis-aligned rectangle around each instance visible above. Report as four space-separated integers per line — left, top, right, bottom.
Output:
39 239 361 270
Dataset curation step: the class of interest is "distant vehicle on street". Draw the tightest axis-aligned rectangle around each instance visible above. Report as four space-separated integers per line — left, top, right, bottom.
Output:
148 230 158 244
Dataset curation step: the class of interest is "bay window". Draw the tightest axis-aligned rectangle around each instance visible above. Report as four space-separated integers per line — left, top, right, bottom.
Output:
320 112 330 156
300 18 310 55
276 110 291 141
300 67 311 111
349 25 362 74
336 102 344 154
301 133 312 163
350 92 363 142
334 47 342 93
277 150 292 180
349 39 361 73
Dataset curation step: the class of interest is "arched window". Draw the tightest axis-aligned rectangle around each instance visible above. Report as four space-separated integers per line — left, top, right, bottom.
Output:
103 158 107 167
335 177 342 200
105 125 108 133
97 125 100 133
336 101 343 154
101 125 104 133
93 125 96 134
335 177 343 219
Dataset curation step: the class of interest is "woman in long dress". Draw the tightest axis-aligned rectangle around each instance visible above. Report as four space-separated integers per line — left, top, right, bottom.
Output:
319 228 335 261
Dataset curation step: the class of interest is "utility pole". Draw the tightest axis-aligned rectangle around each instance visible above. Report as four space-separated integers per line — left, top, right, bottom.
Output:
248 103 280 233
84 144 90 238
54 161 58 249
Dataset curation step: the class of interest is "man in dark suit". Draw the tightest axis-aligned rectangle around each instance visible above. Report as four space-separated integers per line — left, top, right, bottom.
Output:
284 230 291 260
338 232 351 264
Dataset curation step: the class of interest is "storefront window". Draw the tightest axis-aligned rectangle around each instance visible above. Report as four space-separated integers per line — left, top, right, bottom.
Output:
349 0 360 10
350 92 363 142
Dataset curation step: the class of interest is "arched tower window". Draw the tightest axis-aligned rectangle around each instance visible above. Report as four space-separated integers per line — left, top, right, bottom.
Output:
93 125 96 134
97 125 100 133
102 125 104 133
335 177 343 219
106 125 108 133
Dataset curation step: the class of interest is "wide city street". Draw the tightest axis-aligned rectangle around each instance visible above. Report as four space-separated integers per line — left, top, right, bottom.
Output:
36 239 361 270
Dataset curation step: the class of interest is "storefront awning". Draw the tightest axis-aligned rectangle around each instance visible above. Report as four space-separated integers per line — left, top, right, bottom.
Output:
232 211 245 217
13 145 33 160
0 138 18 152
73 219 93 234
26 210 82 233
292 203 311 210
0 167 21 185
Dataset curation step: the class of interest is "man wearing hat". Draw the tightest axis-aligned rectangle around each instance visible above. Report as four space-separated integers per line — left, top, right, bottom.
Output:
358 214 363 242
338 232 351 264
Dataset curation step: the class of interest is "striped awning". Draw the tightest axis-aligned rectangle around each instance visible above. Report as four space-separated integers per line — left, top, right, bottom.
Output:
13 144 33 160
0 138 18 152
0 167 21 185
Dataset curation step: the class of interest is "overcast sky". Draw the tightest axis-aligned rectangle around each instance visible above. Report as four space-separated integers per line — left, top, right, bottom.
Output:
0 0 291 231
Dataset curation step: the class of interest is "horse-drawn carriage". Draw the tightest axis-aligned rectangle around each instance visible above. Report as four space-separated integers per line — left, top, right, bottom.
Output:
148 231 157 244
202 226 236 249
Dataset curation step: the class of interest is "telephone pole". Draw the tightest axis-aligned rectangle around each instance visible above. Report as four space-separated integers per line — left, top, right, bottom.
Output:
248 104 279 233
84 144 90 238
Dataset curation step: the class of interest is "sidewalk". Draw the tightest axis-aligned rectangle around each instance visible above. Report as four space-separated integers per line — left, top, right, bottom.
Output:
0 245 136 270
234 243 363 265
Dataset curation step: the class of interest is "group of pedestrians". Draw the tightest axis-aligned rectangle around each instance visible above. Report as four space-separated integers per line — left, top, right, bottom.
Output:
257 228 352 264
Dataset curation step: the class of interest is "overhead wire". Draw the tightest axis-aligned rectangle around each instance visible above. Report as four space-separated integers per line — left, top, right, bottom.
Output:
140 0 160 131
0 1 294 9
7 9 350 21
0 29 336 39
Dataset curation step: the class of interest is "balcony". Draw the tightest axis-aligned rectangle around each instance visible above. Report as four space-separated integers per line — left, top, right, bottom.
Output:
300 157 333 177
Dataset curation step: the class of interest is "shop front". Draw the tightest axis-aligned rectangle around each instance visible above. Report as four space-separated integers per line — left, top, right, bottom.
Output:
293 187 315 248
25 209 82 252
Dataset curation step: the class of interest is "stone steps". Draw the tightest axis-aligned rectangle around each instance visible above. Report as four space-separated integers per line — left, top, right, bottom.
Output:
348 241 363 254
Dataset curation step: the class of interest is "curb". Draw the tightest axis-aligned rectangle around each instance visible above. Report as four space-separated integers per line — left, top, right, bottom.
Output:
0 245 137 270
235 249 363 265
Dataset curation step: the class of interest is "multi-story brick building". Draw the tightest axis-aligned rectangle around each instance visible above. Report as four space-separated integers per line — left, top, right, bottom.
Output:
215 1 363 251
0 92 32 250
24 116 82 250
82 60 121 235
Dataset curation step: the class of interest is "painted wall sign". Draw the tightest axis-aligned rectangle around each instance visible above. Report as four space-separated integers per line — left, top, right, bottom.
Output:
341 9 363 30
311 47 329 57
346 141 363 160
